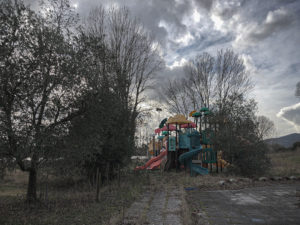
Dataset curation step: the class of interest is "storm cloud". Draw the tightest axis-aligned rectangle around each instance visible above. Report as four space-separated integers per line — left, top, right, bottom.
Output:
24 0 300 136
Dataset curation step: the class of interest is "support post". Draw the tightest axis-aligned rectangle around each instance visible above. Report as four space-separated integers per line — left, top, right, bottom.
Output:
153 135 156 156
118 164 120 187
216 151 218 173
175 123 178 172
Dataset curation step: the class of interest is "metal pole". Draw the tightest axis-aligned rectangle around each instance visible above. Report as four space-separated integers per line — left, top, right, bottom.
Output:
216 151 218 173
176 123 178 172
152 135 155 156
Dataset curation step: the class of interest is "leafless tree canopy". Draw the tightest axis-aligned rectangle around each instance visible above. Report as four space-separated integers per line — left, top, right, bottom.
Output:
163 49 253 116
255 115 275 140
83 6 162 126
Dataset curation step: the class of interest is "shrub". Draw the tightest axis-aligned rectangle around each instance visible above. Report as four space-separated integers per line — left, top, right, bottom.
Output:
292 142 300 151
230 142 271 177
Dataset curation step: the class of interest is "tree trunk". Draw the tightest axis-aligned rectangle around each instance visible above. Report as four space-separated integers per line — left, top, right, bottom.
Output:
106 162 110 184
27 168 37 202
95 167 100 202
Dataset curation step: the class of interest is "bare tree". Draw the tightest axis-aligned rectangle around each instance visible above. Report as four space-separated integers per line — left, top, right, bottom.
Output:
255 116 275 140
163 49 252 114
216 49 252 111
164 78 197 116
82 5 162 135
63 5 162 183
106 7 162 142
185 52 215 108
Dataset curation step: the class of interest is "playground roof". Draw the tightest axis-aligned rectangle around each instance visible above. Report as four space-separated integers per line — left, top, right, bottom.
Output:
154 124 176 133
160 124 176 131
166 114 193 125
154 128 161 134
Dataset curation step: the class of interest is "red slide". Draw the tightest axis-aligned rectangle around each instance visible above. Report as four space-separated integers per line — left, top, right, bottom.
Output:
135 150 167 170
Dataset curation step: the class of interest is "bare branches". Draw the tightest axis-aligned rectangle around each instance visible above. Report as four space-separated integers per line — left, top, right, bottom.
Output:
163 49 253 114
82 5 162 132
255 115 275 140
164 78 196 116
185 52 215 108
216 49 253 110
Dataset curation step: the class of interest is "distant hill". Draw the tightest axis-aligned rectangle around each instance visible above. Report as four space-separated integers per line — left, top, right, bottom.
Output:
265 133 300 148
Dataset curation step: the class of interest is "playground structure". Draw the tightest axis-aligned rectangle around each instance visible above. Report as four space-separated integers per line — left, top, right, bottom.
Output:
135 108 229 175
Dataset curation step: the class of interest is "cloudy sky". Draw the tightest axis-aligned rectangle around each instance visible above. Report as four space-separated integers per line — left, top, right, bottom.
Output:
27 0 300 137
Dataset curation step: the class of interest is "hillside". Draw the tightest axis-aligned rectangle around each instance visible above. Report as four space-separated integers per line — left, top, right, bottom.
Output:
265 133 300 148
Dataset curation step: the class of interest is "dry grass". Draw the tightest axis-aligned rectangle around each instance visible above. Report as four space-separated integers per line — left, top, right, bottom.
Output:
268 149 300 176
0 169 149 225
1 153 299 225
147 170 256 192
0 169 28 197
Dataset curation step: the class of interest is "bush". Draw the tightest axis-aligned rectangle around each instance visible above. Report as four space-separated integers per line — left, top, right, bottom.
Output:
268 143 286 152
292 142 300 151
229 142 271 177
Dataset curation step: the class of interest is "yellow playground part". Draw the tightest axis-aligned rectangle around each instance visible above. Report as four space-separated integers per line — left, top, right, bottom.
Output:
217 151 229 167
148 140 162 155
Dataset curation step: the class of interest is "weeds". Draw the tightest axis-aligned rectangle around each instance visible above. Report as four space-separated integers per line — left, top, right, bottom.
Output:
0 170 149 225
268 149 300 176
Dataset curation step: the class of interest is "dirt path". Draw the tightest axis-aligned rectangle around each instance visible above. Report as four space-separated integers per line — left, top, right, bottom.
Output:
123 186 184 225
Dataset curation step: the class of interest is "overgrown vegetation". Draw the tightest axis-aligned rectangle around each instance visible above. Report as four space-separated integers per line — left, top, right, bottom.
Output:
0 169 150 225
0 0 161 202
269 142 300 152
268 147 300 176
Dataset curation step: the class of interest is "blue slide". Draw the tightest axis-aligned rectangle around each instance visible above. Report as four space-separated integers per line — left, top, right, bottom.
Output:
179 146 208 176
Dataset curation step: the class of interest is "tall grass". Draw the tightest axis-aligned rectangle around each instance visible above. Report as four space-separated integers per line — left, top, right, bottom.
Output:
0 169 150 225
268 149 300 176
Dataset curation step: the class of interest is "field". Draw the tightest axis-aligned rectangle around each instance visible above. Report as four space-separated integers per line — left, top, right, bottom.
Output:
1 150 300 225
268 149 300 176
0 169 149 225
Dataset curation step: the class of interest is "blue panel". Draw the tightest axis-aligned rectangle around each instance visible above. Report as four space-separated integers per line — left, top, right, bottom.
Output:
179 134 189 149
190 133 201 148
168 136 176 151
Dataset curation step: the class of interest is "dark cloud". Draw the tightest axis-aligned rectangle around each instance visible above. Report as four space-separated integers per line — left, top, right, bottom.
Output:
72 0 194 47
145 65 185 100
194 0 215 11
248 8 294 42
